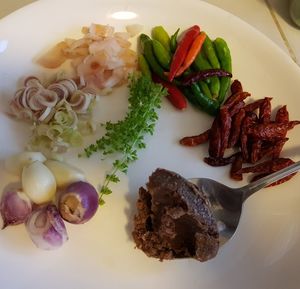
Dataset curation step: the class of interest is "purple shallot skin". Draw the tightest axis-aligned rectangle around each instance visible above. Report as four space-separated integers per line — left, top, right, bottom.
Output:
58 181 99 224
25 204 68 250
0 190 32 228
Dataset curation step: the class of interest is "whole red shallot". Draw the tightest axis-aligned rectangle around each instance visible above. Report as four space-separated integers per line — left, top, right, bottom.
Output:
25 204 68 250
0 189 32 228
58 181 99 224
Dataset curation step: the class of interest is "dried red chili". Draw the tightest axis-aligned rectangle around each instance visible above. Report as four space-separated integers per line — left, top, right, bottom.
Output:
247 121 300 140
251 173 297 187
275 105 289 123
244 99 265 113
228 108 246 148
240 158 294 174
229 101 245 117
259 97 272 124
208 116 222 158
230 153 243 180
230 79 243 94
259 138 289 160
219 107 232 156
224 91 251 110
179 129 210 146
249 158 296 186
182 69 232 86
250 140 262 163
241 113 257 161
204 152 240 167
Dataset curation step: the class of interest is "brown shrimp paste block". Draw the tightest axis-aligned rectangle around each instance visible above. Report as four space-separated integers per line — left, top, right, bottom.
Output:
132 168 219 262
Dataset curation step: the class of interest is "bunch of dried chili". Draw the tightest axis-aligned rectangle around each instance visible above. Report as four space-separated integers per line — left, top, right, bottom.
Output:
180 80 300 186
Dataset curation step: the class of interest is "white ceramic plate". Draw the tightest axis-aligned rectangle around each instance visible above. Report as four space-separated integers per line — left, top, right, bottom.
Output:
1 1 300 289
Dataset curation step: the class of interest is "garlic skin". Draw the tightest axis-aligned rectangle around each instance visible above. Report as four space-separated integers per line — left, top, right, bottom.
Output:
5 152 47 176
44 160 85 188
22 161 56 204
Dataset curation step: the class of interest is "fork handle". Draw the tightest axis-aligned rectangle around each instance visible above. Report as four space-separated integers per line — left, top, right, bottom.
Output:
239 160 300 201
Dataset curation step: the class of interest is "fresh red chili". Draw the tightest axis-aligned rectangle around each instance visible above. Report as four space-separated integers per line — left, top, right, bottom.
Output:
175 32 207 77
168 25 200 82
152 74 187 110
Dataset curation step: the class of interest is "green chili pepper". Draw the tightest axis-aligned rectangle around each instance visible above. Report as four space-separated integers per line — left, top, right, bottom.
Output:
193 50 212 70
139 33 151 52
181 86 199 107
213 37 232 104
193 51 220 98
189 83 219 115
138 54 151 78
152 26 171 52
170 28 180 53
142 39 166 80
203 35 220 69
198 81 212 99
152 39 171 70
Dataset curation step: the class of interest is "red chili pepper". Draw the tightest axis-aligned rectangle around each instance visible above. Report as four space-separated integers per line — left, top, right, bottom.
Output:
175 32 207 77
152 74 187 110
168 25 200 82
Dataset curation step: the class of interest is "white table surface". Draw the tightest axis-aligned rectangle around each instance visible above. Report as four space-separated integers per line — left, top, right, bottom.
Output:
0 0 299 65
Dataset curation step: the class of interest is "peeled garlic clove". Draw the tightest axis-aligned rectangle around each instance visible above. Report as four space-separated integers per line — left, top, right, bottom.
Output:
22 161 56 204
44 160 85 188
5 151 47 176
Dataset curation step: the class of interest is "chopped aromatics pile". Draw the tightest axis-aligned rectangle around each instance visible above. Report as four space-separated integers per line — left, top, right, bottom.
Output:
9 76 97 152
38 23 138 92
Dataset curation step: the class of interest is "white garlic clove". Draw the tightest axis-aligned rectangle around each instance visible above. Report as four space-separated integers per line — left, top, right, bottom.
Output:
44 160 85 188
5 151 47 176
22 161 56 204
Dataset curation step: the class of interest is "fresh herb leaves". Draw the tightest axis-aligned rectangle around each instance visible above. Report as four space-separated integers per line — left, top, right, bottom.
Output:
83 74 167 204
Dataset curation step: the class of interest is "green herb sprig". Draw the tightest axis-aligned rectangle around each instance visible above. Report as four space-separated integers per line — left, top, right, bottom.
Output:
83 74 167 205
